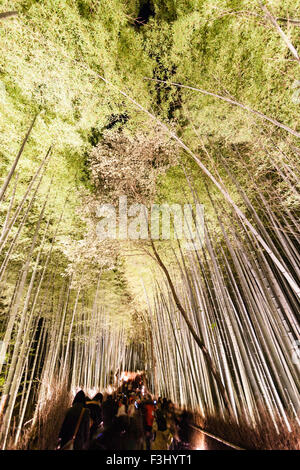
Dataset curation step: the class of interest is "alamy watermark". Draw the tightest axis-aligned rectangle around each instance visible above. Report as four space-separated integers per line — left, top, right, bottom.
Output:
96 196 204 250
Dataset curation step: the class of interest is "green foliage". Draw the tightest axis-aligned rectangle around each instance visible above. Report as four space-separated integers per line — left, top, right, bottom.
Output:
1 0 300 336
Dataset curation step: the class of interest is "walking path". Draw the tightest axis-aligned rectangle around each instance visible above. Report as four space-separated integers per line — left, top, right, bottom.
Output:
58 375 242 451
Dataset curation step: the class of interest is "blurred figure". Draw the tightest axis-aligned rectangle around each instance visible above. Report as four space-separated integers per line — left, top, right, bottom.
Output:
176 409 193 449
86 392 103 438
152 409 174 450
126 407 145 450
157 397 163 410
161 397 168 411
90 418 127 450
142 395 155 450
166 401 179 449
102 395 116 430
116 396 128 431
128 396 136 418
58 390 91 450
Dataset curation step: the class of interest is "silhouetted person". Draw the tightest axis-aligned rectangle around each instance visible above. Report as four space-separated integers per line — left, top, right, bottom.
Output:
102 395 116 430
177 410 193 449
161 398 168 411
86 393 103 438
58 390 91 450
89 418 127 450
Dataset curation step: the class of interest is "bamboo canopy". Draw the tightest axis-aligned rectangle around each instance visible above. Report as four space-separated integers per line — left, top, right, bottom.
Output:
0 0 299 451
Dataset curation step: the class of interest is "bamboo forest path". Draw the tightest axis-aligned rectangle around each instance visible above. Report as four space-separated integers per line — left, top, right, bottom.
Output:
1 4 300 452
56 375 244 451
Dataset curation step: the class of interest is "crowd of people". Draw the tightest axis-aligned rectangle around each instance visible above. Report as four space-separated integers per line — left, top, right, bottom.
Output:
57 377 193 450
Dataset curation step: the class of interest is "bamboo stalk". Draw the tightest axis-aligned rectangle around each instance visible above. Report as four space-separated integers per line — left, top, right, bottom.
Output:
98 76 300 299
260 3 300 62
143 77 300 138
150 239 234 415
0 114 38 202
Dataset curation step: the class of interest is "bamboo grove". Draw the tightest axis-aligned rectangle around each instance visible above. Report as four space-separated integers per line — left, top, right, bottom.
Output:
1 99 299 448
0 123 143 448
0 0 300 451
99 75 300 435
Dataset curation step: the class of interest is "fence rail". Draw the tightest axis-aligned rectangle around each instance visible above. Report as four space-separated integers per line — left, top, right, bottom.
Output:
190 424 245 450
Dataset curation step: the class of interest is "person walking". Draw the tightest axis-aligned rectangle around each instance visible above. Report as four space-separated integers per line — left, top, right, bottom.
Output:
127 396 136 418
86 393 103 438
58 390 91 450
102 395 116 430
151 409 173 450
142 395 155 450
116 396 128 431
